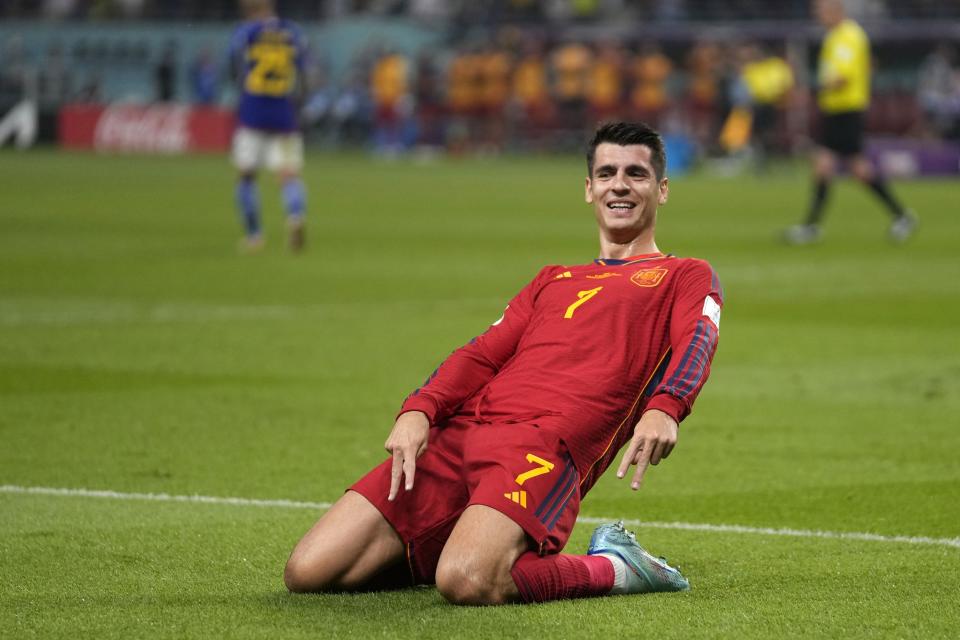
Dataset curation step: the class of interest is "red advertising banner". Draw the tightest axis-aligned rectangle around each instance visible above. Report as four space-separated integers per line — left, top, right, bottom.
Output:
59 104 235 153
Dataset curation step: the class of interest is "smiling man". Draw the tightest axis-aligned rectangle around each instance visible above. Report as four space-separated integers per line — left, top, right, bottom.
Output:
283 121 723 605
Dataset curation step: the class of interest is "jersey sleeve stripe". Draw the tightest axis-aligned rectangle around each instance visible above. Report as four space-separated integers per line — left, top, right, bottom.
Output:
660 320 704 395
659 319 717 398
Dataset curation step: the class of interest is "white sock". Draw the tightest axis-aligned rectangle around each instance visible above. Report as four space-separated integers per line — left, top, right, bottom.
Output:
598 553 629 595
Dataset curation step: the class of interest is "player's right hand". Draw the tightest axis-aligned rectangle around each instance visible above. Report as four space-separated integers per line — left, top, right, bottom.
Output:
385 411 430 501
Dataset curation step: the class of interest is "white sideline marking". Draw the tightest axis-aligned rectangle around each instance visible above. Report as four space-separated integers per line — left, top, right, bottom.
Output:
3 484 959 550
577 516 960 549
0 298 507 327
0 485 332 511
0 303 299 326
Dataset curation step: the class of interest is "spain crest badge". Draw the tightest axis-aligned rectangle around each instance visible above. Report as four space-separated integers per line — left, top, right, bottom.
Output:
630 268 668 288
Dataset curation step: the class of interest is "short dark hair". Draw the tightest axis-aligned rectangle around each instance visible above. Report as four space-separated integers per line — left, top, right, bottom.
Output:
586 121 667 180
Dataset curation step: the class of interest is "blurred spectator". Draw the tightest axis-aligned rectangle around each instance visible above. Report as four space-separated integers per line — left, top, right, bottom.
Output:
476 43 512 151
712 42 741 153
586 42 625 124
370 48 412 153
918 43 960 139
685 40 721 150
413 51 445 149
722 43 794 167
629 42 672 127
445 46 482 153
35 40 70 141
189 46 219 105
744 45 793 157
509 38 553 149
301 58 336 128
155 41 177 102
552 39 592 135
331 70 374 146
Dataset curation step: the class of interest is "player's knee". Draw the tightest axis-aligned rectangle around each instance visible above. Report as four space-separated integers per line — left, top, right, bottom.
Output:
283 555 320 593
283 553 346 593
285 550 374 593
435 560 506 606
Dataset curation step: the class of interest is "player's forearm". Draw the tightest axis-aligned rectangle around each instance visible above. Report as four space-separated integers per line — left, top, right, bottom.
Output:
399 350 500 424
398 271 543 425
648 358 708 423
648 300 720 424
650 311 720 423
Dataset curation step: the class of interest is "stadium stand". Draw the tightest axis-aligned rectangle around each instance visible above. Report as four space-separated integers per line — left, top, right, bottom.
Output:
1 0 958 160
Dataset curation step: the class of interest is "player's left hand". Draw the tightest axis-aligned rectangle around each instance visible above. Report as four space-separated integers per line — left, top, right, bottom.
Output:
616 409 678 490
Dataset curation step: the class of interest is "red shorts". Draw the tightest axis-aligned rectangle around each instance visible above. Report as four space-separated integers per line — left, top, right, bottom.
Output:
350 419 580 585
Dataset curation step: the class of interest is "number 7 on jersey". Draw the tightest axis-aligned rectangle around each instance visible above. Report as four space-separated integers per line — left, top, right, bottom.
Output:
564 286 603 319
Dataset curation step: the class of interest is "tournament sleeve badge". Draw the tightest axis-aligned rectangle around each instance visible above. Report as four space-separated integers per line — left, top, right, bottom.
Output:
702 295 721 329
630 268 668 288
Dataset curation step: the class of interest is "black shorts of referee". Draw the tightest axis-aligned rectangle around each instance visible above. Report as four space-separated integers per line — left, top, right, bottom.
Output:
817 110 864 156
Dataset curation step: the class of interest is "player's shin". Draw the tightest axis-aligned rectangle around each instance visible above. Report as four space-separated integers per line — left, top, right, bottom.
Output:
236 176 261 237
281 177 307 219
509 552 615 603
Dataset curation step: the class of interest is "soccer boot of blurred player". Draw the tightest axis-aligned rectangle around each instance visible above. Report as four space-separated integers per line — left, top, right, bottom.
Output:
238 233 265 254
888 210 918 244
287 217 306 253
587 521 690 594
782 223 822 245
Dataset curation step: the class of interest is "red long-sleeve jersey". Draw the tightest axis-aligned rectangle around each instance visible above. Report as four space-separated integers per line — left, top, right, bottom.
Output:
399 252 723 496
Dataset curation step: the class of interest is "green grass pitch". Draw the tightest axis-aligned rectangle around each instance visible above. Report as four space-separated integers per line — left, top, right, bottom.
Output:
1 148 959 639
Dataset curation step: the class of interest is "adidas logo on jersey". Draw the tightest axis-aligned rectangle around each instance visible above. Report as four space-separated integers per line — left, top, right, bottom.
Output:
503 490 528 508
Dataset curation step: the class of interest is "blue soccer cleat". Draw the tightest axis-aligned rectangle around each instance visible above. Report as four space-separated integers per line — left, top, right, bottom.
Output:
587 521 690 593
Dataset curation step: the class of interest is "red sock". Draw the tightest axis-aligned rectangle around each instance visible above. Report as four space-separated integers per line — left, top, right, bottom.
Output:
510 551 615 603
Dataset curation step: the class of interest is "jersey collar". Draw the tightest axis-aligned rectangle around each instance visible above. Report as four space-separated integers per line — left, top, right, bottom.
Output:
594 252 667 266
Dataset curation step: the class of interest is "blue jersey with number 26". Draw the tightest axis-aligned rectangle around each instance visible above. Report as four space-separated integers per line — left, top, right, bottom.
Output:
230 18 306 132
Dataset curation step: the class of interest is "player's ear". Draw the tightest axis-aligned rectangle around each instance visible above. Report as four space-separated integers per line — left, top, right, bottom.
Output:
585 177 594 204
657 177 669 205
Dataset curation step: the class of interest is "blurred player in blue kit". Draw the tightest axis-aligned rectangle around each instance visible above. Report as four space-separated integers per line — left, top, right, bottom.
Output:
230 0 308 252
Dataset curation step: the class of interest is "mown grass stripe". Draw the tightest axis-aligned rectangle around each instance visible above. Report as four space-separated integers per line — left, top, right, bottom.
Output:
3 484 958 549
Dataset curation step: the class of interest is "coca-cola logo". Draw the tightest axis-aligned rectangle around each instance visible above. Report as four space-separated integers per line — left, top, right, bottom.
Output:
93 104 190 153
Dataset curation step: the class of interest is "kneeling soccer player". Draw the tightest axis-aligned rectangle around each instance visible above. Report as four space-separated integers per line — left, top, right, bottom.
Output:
284 121 722 604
